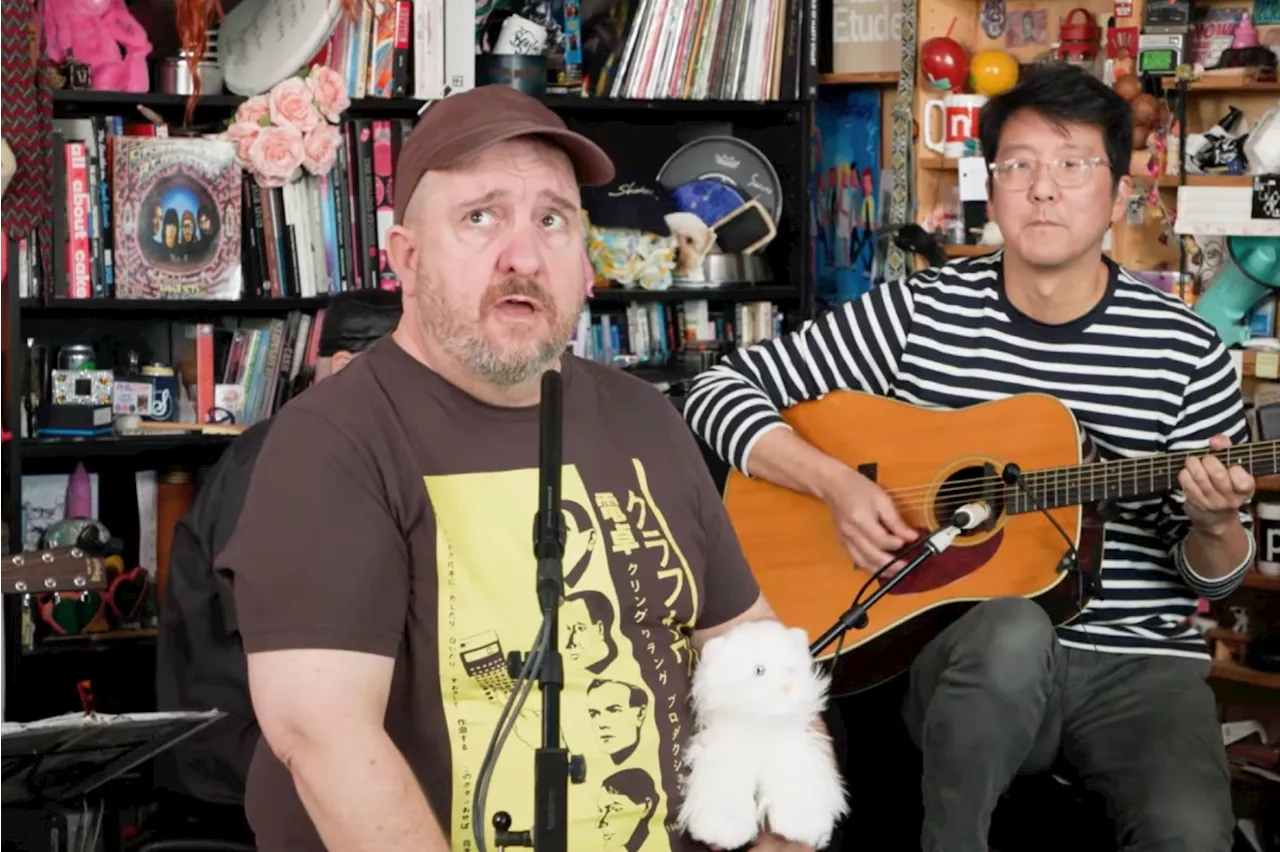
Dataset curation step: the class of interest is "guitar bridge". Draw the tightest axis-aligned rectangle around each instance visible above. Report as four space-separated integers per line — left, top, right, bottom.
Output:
857 462 878 482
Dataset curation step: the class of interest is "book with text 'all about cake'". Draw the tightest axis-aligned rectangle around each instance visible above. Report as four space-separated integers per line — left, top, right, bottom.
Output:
111 137 244 300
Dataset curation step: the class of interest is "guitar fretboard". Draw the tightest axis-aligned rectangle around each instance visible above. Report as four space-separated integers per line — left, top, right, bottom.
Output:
1006 439 1280 514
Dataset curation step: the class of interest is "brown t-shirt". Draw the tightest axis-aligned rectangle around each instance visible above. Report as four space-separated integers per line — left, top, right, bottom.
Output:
217 337 761 852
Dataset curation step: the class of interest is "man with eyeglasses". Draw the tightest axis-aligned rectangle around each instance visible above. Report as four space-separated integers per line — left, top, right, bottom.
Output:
684 64 1249 852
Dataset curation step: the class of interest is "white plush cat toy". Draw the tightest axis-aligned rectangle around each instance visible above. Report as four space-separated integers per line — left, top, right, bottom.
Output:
677 619 848 850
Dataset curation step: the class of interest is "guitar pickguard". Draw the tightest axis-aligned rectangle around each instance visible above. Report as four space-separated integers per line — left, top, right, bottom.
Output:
886 529 1004 595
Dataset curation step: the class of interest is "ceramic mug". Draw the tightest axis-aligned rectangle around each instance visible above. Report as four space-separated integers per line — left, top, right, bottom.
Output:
923 93 988 159
1256 501 1280 576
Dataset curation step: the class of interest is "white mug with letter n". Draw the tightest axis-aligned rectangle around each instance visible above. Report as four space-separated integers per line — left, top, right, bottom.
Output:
923 94 988 160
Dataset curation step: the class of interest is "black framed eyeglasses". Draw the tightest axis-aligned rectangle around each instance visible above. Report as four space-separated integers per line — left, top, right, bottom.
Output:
988 156 1110 190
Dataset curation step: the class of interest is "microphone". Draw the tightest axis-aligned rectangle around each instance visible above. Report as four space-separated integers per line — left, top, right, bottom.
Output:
809 501 993 656
535 371 566 598
950 501 992 532
477 370 584 852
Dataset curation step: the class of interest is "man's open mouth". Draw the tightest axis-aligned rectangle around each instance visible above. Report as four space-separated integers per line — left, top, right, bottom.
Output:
494 295 540 316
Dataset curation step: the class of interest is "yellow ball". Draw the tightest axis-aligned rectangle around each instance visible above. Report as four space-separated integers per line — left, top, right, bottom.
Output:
969 50 1019 96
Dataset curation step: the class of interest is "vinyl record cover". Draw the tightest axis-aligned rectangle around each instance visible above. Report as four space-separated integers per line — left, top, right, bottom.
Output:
112 137 244 300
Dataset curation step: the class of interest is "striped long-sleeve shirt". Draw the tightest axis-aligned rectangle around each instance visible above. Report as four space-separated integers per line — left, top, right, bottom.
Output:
685 251 1255 658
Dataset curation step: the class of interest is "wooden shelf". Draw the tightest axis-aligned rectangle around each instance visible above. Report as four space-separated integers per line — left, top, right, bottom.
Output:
818 72 898 86
1211 660 1280 689
25 627 158 656
1132 174 1254 189
1255 473 1280 491
1161 77 1280 92
921 157 960 171
1241 571 1280 593
943 245 997 257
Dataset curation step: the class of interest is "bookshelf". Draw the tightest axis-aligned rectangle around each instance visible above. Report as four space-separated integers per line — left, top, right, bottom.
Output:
0 79 816 709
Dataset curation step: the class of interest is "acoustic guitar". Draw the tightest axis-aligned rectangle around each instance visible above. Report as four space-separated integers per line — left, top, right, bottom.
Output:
2 545 108 595
722 391 1278 697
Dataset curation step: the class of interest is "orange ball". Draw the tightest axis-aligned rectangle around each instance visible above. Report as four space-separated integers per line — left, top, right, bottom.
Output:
969 50 1019 97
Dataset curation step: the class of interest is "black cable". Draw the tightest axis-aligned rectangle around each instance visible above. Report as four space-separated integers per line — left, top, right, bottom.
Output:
1002 463 1102 655
471 619 551 852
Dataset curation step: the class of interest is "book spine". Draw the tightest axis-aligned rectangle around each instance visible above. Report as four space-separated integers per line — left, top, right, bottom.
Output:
64 142 93 299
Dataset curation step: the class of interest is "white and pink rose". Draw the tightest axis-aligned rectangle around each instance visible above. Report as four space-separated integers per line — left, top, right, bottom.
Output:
226 68 348 188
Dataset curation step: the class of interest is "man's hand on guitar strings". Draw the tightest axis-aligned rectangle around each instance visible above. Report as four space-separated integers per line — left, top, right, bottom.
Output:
1179 433 1255 534
819 465 918 577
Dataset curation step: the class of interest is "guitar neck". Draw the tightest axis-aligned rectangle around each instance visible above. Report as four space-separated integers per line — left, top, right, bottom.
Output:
1008 439 1280 514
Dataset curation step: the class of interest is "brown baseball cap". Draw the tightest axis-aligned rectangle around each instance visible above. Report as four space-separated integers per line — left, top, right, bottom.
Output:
393 85 616 224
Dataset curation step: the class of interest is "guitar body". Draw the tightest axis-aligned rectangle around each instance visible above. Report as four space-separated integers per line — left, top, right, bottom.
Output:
723 391 1103 696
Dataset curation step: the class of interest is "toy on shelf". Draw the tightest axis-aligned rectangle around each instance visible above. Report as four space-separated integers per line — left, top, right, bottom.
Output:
43 0 152 93
1113 72 1168 151
1055 8 1100 73
1136 0 1192 77
921 20 970 92
969 49 1019 96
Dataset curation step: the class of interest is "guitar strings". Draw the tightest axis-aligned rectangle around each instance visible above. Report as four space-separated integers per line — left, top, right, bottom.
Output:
858 444 1280 510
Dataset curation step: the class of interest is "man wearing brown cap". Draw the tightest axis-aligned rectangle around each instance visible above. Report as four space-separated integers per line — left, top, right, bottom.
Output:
216 85 830 852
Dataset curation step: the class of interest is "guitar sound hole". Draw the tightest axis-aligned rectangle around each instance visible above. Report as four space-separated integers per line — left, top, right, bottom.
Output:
933 464 1003 534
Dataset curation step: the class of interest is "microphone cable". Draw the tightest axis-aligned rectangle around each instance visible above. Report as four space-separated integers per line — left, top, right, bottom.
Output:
471 618 553 852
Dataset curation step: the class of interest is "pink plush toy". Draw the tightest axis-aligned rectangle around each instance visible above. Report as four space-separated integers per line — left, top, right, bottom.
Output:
44 0 152 93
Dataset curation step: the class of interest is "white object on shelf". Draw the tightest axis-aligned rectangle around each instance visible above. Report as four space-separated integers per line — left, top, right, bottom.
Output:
1174 185 1280 236
217 0 344 96
1245 107 1280 175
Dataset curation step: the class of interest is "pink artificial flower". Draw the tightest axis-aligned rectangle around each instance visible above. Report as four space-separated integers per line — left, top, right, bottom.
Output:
248 124 305 187
268 77 321 134
306 66 351 123
302 123 341 176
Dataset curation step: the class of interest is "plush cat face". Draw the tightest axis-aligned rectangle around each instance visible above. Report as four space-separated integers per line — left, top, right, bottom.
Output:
691 620 827 724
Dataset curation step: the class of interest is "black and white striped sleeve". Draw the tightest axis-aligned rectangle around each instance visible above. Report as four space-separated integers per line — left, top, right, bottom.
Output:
682 278 916 476
1157 338 1255 600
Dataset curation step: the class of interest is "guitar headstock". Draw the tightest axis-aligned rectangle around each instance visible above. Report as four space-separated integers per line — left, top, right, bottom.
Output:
2 546 108 595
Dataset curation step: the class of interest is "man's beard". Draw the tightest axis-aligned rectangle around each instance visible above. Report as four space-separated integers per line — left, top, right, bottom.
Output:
424 277 582 388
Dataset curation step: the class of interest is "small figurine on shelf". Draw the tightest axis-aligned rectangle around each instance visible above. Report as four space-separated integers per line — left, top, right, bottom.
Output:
50 51 93 90
43 0 152 93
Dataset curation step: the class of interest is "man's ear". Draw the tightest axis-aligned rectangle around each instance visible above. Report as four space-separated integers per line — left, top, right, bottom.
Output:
1110 173 1132 226
331 350 355 373
386 224 418 294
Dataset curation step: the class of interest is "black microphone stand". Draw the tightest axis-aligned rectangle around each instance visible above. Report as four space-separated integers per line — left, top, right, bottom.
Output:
809 526 956 657
492 371 586 852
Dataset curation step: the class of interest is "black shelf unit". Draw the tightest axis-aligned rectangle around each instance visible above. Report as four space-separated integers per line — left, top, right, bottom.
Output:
3 86 814 706
23 296 333 317
21 433 240 459
51 87 804 114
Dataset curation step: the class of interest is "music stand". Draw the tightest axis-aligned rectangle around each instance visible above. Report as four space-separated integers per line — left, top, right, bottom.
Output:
3 709 225 850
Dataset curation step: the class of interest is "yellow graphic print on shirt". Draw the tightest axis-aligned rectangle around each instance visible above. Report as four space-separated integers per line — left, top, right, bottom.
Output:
428 459 698 852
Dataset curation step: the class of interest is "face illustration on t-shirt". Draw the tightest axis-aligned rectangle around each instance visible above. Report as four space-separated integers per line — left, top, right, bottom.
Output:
597 769 659 852
563 592 616 673
426 456 699 852
587 678 648 765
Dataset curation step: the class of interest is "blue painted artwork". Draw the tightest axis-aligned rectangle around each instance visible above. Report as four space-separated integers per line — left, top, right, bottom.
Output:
811 87 882 308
